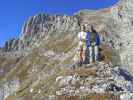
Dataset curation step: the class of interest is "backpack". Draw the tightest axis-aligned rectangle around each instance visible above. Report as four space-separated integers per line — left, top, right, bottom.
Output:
95 32 100 46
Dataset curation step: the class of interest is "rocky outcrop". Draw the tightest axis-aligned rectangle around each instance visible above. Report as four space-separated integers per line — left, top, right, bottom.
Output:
2 14 79 52
21 14 79 38
74 0 133 72
3 38 19 52
110 0 133 73
0 79 20 100
19 14 79 50
55 62 133 99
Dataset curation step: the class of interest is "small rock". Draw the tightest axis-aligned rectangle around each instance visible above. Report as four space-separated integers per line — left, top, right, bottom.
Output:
30 88 34 93
120 93 133 100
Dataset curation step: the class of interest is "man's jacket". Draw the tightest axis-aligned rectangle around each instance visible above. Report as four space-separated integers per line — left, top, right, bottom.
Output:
86 32 100 48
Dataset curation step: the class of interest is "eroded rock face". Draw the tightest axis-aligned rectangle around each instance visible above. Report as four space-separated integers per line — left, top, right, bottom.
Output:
120 93 133 100
75 0 133 72
21 14 79 38
3 38 19 52
56 62 133 97
110 0 133 72
19 14 79 50
2 14 79 52
0 79 20 100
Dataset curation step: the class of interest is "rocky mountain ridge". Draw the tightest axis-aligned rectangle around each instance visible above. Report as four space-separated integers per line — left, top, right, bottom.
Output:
1 14 79 52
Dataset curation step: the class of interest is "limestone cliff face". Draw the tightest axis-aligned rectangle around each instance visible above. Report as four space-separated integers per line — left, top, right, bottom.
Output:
110 0 133 72
2 14 79 51
19 14 79 50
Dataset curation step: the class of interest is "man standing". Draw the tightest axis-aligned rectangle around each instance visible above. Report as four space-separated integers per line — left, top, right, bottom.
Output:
86 25 100 63
77 25 87 65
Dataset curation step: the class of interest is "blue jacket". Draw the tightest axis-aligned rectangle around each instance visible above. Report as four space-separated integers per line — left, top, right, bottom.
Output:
86 32 100 48
95 32 100 46
86 32 90 48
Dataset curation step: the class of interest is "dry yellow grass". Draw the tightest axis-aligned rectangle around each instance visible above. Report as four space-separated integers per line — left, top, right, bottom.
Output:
23 96 33 100
43 37 74 53
66 67 97 77
0 56 20 79
81 93 120 100
5 95 17 100
6 95 33 100
100 44 112 63
56 95 80 100
100 8 111 13
56 93 120 100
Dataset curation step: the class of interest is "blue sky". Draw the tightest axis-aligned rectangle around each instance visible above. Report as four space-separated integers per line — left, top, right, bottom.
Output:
0 0 118 47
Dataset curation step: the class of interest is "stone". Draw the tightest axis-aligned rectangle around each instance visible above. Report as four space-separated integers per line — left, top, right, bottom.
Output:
30 88 34 93
120 93 133 100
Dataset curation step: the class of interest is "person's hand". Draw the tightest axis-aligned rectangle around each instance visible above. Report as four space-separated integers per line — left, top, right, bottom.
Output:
91 42 95 46
94 42 96 46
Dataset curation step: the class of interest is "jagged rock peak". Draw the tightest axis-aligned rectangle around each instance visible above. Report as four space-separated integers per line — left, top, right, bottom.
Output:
2 13 80 52
21 13 79 39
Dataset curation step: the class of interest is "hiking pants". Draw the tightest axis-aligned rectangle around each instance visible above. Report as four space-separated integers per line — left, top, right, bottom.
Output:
94 45 99 61
89 46 93 63
89 45 99 63
78 41 86 62
80 45 86 62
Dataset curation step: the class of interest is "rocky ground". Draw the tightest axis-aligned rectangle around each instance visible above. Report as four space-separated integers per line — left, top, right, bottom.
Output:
1 0 133 100
55 62 133 100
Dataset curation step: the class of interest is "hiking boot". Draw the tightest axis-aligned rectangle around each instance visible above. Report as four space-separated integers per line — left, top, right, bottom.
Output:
78 61 83 67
